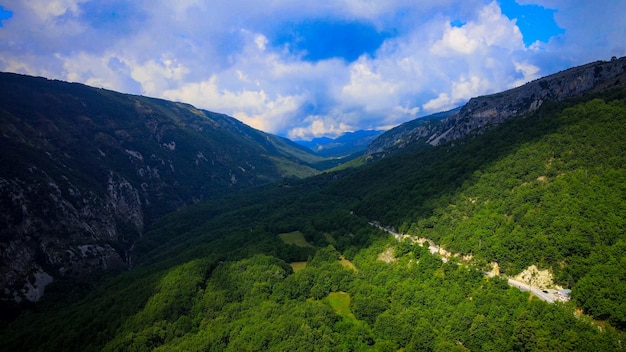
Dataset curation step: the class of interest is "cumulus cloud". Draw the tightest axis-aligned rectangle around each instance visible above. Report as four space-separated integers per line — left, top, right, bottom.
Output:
431 2 523 56
341 59 400 111
288 115 353 140
0 0 623 140
163 76 306 133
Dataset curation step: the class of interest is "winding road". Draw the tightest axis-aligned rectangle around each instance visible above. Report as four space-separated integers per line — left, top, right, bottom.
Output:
369 221 568 304
484 272 559 303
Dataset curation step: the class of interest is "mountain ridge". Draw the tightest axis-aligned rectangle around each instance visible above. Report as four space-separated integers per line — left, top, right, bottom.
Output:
0 72 324 303
368 56 626 154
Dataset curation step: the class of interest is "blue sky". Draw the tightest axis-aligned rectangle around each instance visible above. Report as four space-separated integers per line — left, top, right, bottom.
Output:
271 20 393 63
0 1 624 140
0 6 10 26
499 0 564 46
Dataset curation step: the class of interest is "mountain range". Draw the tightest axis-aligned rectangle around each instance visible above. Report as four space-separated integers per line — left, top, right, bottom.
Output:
0 73 324 303
2 57 625 305
295 130 384 158
1 57 626 351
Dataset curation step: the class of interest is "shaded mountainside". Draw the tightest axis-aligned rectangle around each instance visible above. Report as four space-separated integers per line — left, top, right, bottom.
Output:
0 72 323 303
2 88 625 351
369 56 626 154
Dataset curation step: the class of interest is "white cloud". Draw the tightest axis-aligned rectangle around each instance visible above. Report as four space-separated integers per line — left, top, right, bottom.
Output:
162 76 306 133
24 0 86 20
234 94 305 133
510 61 540 88
431 1 524 56
340 58 400 111
129 57 190 95
288 114 354 140
254 34 268 51
61 52 120 88
422 92 451 112
0 0 623 139
451 75 491 101
422 75 491 112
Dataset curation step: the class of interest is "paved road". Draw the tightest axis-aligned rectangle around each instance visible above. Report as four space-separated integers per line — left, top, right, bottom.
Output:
484 272 559 303
507 279 565 303
370 221 565 303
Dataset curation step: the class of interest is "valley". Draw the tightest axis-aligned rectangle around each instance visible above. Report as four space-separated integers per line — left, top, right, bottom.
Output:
1 58 626 351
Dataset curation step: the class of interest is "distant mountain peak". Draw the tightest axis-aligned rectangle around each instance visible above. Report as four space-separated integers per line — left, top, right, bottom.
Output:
296 129 384 157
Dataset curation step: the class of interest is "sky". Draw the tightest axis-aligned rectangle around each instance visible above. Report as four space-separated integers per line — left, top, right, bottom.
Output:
0 1 624 140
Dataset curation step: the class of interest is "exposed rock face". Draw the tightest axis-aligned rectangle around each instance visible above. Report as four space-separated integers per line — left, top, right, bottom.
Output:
489 262 500 276
514 265 554 290
367 108 459 154
369 56 626 154
377 247 397 263
0 73 321 303
0 171 135 303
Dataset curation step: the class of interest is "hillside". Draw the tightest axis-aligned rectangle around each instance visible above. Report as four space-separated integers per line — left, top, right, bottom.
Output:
1 86 625 350
0 72 324 304
341 90 626 301
369 56 626 154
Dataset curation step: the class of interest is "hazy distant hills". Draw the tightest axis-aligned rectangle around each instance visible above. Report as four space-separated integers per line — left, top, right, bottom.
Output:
295 130 384 158
0 72 323 303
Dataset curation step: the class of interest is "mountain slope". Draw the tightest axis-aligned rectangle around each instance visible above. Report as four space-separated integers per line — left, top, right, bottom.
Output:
2 88 625 351
367 107 460 154
369 56 626 154
0 72 323 303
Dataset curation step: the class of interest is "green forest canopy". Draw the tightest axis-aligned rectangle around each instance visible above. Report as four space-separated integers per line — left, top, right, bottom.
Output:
1 89 625 351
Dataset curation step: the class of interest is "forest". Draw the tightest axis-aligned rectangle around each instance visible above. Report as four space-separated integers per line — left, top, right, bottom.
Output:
1 89 625 351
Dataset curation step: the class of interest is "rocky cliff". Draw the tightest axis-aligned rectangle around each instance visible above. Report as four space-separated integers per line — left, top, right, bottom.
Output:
367 108 459 154
369 56 626 154
0 73 322 303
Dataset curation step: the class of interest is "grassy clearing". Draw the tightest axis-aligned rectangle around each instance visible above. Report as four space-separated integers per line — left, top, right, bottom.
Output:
339 257 357 271
289 261 307 272
278 231 314 248
326 292 357 322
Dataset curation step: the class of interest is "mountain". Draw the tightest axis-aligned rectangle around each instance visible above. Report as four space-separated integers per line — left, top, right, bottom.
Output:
296 130 384 157
0 72 325 304
368 56 626 154
367 107 460 154
2 86 625 351
2 59 626 350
